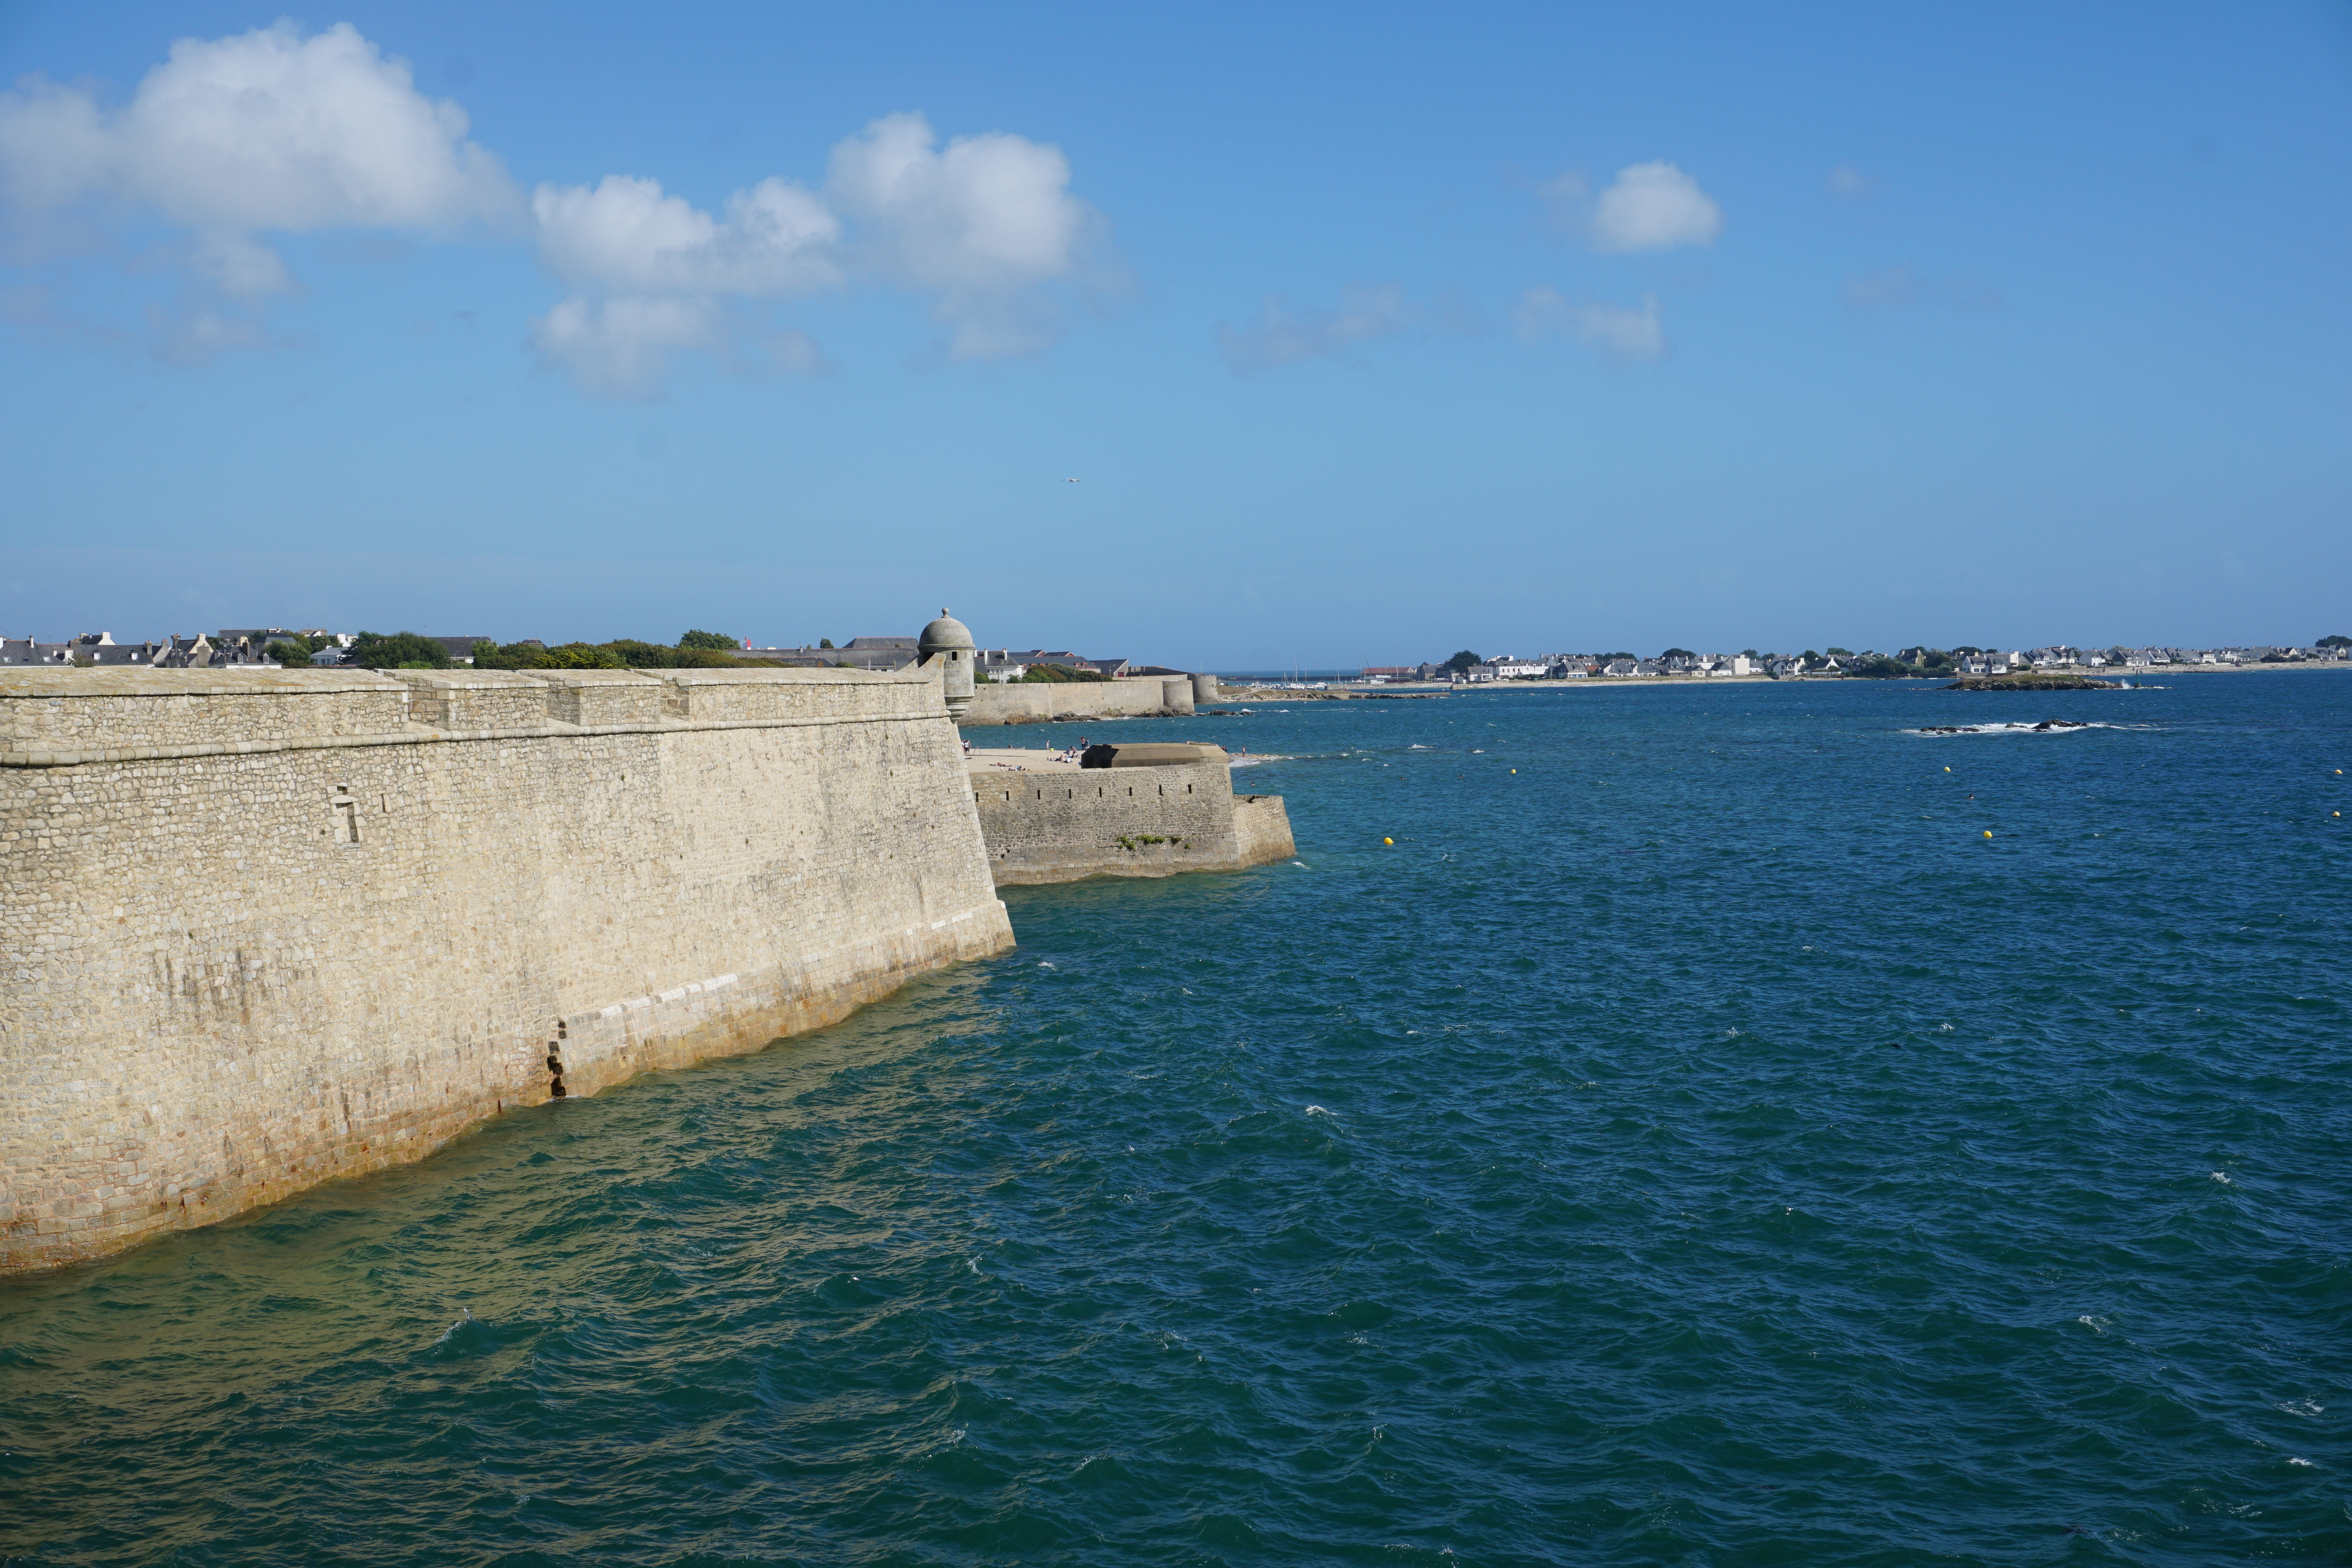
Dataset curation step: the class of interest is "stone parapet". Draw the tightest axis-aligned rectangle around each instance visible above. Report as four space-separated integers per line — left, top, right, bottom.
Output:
960 676 1196 726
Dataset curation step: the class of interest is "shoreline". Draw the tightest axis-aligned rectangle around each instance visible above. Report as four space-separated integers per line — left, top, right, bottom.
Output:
1328 663 2348 693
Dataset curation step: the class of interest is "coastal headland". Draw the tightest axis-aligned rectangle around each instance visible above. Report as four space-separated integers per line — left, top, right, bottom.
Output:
1 663 1013 1273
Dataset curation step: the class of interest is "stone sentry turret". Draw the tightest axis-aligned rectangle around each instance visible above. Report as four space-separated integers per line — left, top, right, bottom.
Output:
918 608 976 718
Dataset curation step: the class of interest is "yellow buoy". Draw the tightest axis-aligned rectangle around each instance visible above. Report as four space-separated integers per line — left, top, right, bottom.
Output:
1382 837 1394 845
1510 768 1517 774
1983 830 1993 838
1944 767 1952 773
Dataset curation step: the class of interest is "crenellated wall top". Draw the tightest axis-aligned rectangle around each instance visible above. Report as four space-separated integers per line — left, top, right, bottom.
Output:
0 663 946 767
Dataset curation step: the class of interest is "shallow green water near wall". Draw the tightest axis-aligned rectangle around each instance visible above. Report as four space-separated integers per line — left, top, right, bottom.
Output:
6 676 2350 1565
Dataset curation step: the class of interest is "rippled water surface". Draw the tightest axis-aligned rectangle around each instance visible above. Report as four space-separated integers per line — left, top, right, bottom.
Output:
6 675 2350 1566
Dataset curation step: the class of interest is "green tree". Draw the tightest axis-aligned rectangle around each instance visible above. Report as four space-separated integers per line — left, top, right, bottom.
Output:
266 635 315 668
346 631 452 669
1825 646 1853 657
818 638 834 649
1444 649 1481 672
2318 634 2350 649
1662 647 1696 660
471 640 533 669
1740 648 1759 658
677 629 737 650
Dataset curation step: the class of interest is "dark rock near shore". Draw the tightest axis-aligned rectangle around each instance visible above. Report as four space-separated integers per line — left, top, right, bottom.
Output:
1945 676 2117 691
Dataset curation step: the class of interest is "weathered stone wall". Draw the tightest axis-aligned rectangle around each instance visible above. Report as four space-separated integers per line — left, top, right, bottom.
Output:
1232 791 1298 867
0 664 1011 1274
972 761 1292 885
961 677 1193 727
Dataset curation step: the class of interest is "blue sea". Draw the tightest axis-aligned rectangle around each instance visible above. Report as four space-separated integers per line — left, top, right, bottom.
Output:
6 674 2349 1566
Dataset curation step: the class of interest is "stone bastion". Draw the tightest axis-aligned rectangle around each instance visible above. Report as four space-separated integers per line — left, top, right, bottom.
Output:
0 663 1012 1274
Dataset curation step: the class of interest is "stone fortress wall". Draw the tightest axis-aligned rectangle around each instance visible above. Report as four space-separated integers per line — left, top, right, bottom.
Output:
960 671 1218 727
1 663 1012 1274
973 759 1295 885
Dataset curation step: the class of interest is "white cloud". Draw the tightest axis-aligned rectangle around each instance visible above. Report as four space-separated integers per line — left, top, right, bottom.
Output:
1215 284 1412 374
528 112 1105 389
1589 162 1723 253
1514 288 1666 360
532 175 838 296
0 22 515 359
824 112 1105 359
0 28 1112 386
0 22 515 239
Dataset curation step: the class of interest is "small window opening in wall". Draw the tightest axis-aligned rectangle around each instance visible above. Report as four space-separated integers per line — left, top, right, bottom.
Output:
331 785 361 844
546 1041 567 1098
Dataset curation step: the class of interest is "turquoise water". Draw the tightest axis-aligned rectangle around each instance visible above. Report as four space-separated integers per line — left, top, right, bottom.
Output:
6 676 2350 1566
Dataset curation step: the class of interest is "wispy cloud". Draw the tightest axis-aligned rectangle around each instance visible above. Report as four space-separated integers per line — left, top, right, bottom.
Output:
1514 287 1666 360
1827 164 1876 199
1215 283 1414 374
529 296 827 399
1843 265 2002 312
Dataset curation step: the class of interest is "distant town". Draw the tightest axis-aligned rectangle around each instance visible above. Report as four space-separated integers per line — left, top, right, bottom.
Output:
2 629 2346 680
1369 640 2351 682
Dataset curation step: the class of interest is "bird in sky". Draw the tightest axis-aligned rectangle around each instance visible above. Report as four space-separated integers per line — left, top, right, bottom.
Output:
1065 477 1080 483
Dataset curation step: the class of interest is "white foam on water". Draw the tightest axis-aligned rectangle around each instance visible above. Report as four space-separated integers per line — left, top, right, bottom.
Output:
2290 1457 2314 1467
2210 1171 2232 1183
1305 1105 1333 1116
2077 1314 2112 1335
1906 721 2159 737
2280 1399 2324 1417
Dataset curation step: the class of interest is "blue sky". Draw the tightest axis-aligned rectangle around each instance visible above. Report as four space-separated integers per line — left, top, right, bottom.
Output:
2 2 2346 666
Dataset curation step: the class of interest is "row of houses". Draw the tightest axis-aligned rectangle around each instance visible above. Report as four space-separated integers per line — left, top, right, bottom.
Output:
0 630 356 670
2022 644 2347 668
3 629 490 670
1365 641 2350 684
1368 653 1768 683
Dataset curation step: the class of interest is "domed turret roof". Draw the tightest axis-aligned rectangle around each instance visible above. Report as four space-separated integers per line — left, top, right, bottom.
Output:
918 609 973 655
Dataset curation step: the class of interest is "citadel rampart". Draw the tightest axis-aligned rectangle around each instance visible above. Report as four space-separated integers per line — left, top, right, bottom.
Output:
961 676 1200 726
972 760 1295 884
0 664 1011 1274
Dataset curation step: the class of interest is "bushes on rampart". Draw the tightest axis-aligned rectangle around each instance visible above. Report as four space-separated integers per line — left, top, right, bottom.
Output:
347 631 452 669
469 638 741 671
1018 663 1111 683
